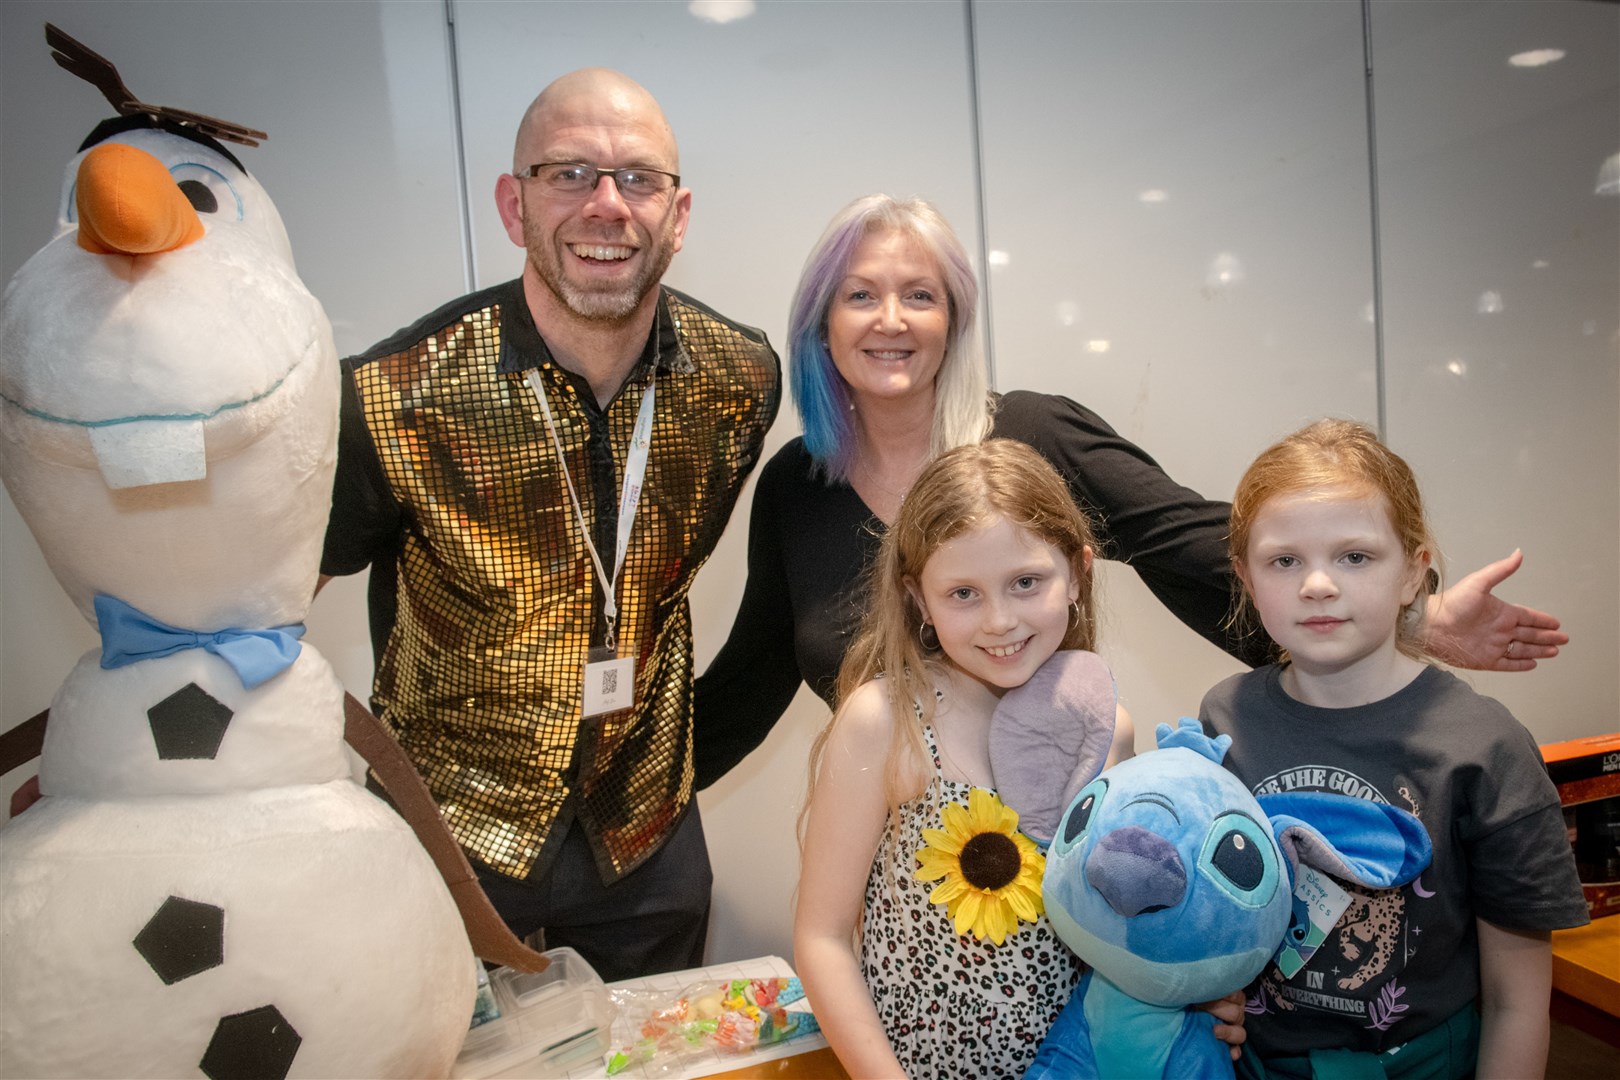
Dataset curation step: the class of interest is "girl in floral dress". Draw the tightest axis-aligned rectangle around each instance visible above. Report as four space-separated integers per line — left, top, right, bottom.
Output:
793 439 1135 1078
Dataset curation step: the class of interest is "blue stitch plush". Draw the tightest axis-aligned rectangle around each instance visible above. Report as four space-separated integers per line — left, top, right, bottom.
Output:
989 652 1431 1080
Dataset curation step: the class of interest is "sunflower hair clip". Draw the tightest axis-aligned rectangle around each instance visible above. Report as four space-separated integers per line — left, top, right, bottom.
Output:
914 788 1046 945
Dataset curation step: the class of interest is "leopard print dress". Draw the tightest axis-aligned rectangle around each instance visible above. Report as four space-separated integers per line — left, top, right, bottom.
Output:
859 725 1083 1078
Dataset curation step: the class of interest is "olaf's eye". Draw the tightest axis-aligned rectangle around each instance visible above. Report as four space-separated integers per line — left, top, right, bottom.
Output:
169 162 242 221
177 179 218 214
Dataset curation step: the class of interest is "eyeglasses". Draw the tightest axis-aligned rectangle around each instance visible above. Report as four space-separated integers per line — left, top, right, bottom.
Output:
515 162 681 201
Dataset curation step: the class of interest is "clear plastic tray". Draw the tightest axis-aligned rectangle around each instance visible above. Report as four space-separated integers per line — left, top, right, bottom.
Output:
453 947 613 1078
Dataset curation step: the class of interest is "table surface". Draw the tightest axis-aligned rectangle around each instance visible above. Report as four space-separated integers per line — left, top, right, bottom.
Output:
1551 917 1619 1017
708 1046 848 1080
464 925 1615 1078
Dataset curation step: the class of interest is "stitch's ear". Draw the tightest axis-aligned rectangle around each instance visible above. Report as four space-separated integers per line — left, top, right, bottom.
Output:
1155 717 1231 762
989 650 1115 845
1259 791 1432 889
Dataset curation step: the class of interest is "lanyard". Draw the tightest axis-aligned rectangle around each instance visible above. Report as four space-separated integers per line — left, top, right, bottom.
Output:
525 363 656 655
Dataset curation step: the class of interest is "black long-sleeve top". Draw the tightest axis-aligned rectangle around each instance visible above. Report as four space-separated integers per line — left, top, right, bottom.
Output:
691 390 1271 789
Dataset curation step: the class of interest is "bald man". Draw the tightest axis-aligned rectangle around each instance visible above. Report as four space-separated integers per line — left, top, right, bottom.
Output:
323 69 780 980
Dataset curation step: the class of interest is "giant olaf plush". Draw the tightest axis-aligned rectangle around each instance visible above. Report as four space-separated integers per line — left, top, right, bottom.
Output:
0 28 482 1079
988 652 1431 1080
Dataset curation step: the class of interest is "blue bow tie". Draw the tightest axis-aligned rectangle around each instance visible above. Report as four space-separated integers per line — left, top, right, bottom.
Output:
95 593 305 690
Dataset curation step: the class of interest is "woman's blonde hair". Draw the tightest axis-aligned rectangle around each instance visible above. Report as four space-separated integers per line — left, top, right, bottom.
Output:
788 194 993 482
1228 418 1440 662
804 440 1100 833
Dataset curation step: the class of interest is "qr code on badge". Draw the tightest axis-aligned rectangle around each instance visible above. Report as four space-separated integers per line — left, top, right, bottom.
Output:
601 668 618 695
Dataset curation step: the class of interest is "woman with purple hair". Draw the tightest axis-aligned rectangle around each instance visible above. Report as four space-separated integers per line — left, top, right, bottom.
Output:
692 194 1564 789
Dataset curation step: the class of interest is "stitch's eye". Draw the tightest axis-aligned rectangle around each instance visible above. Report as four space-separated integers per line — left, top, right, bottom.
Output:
1197 811 1279 907
1211 829 1264 890
1064 794 1096 843
1053 778 1108 853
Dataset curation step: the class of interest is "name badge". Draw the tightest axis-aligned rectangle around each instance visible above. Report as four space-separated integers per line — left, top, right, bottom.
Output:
1272 865 1353 978
582 651 635 717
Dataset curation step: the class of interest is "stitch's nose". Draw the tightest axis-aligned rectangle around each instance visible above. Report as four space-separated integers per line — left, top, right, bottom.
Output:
1086 825 1187 917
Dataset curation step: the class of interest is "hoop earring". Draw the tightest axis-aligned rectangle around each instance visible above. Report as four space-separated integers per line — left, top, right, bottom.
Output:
918 620 940 652
1069 600 1081 629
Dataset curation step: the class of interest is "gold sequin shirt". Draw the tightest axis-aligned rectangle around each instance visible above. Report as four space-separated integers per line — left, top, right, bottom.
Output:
323 280 779 883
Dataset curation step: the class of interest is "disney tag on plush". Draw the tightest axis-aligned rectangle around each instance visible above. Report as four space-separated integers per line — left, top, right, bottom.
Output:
1274 866 1352 978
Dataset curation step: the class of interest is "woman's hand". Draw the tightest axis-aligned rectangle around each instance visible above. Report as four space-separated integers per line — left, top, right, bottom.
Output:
1423 549 1567 672
1196 990 1248 1060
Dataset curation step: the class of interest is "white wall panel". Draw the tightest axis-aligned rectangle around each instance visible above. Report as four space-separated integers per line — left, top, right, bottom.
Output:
974 0 1378 743
1371 0 1619 736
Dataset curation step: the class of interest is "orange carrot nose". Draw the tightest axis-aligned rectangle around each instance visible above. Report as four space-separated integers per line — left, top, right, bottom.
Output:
74 142 205 256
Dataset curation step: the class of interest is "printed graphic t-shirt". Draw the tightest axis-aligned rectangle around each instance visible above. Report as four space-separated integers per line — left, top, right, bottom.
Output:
1200 665 1586 1058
